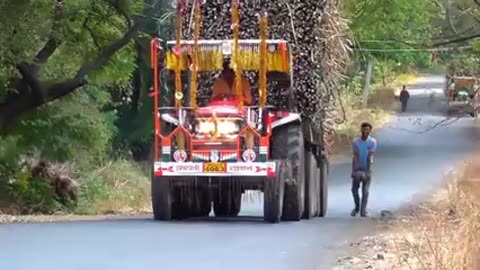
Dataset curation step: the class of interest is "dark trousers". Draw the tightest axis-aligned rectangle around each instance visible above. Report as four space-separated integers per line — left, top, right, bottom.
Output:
351 172 371 212
401 101 408 112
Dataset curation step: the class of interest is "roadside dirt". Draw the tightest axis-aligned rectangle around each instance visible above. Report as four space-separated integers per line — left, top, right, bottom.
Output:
333 158 480 270
0 211 152 224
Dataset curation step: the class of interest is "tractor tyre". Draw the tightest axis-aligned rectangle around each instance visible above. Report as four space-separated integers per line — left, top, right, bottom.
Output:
213 178 242 217
318 157 329 217
271 123 305 221
264 160 288 223
302 149 319 219
151 174 173 221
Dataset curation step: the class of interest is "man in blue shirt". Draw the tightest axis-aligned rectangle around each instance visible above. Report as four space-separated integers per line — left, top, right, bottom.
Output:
351 122 377 217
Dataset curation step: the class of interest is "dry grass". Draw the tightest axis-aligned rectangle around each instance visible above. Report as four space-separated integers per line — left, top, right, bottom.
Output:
332 73 417 154
407 161 480 270
75 160 151 215
335 159 480 270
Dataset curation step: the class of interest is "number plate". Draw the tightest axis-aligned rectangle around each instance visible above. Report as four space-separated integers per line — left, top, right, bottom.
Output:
204 163 226 173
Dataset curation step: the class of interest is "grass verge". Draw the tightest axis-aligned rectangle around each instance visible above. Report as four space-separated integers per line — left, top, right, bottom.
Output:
0 159 151 223
75 159 151 215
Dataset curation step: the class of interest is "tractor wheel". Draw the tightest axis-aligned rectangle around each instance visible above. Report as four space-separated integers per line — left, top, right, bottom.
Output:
213 178 242 217
302 149 319 219
151 174 173 221
318 157 328 217
271 123 305 221
264 160 288 223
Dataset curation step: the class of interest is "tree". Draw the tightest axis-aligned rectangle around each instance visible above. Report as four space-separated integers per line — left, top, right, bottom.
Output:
0 0 147 131
344 0 440 65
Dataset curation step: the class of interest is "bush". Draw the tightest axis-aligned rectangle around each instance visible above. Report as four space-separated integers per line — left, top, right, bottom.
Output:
8 170 65 214
75 160 150 215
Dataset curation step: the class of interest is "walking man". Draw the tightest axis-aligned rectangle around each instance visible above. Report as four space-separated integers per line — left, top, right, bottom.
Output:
399 85 410 112
351 122 377 217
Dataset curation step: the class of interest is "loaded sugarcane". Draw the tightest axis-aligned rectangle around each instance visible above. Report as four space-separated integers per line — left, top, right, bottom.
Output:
180 0 349 146
150 0 349 223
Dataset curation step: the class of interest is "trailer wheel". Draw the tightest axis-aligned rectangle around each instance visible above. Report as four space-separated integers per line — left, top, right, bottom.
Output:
264 160 288 223
271 123 305 221
302 149 319 219
151 174 173 221
318 157 328 217
213 178 242 217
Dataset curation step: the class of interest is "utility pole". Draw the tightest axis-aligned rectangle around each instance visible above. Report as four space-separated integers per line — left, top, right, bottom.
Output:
363 60 373 108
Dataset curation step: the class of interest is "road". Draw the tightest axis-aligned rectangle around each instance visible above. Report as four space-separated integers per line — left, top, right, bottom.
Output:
1 75 479 270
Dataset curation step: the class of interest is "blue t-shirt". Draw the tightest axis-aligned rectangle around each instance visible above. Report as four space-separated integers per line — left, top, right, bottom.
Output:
352 136 377 171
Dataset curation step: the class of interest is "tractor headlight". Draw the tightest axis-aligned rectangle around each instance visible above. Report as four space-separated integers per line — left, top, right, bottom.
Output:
217 120 240 135
195 119 240 135
196 121 216 134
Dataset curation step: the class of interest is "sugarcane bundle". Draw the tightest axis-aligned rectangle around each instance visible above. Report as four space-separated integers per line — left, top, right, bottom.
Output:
178 0 349 143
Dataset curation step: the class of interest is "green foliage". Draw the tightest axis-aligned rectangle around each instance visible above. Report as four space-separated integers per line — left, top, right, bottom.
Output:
1 86 117 163
75 159 150 214
471 39 480 53
344 0 440 64
8 170 63 214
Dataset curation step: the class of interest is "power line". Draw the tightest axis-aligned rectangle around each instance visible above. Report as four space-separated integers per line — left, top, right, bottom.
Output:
351 45 471 52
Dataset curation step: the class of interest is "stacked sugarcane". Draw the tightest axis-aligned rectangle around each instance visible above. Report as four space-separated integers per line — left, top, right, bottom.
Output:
178 0 349 144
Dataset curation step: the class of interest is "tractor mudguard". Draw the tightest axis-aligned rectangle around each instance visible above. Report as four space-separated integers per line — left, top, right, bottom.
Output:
271 113 301 129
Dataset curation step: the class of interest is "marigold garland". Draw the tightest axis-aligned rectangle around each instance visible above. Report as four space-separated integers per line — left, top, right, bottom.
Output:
231 0 242 107
259 13 268 108
190 0 202 109
174 1 183 109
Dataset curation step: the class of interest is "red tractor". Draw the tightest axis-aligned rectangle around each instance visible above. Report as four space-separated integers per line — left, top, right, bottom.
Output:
149 3 328 223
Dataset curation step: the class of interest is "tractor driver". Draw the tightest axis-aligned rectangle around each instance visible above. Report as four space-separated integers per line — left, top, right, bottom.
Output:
211 61 252 105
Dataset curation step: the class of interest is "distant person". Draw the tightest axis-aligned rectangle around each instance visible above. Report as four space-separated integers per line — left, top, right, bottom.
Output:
350 122 377 217
399 85 410 112
448 79 456 100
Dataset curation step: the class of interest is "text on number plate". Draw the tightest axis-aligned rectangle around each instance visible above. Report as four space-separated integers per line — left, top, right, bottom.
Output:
204 163 227 172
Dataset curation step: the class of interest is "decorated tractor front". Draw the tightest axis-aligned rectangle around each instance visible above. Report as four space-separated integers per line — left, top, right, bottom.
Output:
149 0 328 223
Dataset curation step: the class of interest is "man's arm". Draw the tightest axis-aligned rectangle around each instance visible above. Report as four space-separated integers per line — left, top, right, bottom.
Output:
366 139 377 173
351 140 358 175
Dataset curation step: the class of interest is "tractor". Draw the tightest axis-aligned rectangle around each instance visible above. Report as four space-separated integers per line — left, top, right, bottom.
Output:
446 76 480 118
149 1 328 223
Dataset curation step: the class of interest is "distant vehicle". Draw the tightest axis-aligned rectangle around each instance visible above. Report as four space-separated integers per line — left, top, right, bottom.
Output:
446 76 480 118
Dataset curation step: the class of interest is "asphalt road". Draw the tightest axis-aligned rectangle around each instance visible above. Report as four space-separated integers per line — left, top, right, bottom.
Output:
1 75 479 270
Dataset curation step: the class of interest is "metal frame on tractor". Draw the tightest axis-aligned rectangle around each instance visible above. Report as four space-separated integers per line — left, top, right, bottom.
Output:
149 2 328 223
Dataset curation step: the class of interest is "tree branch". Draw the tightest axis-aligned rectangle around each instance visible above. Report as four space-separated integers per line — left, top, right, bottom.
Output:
34 0 65 64
50 21 142 101
431 32 480 47
446 0 459 35
75 22 141 79
0 21 143 131
106 0 132 28
16 63 42 97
